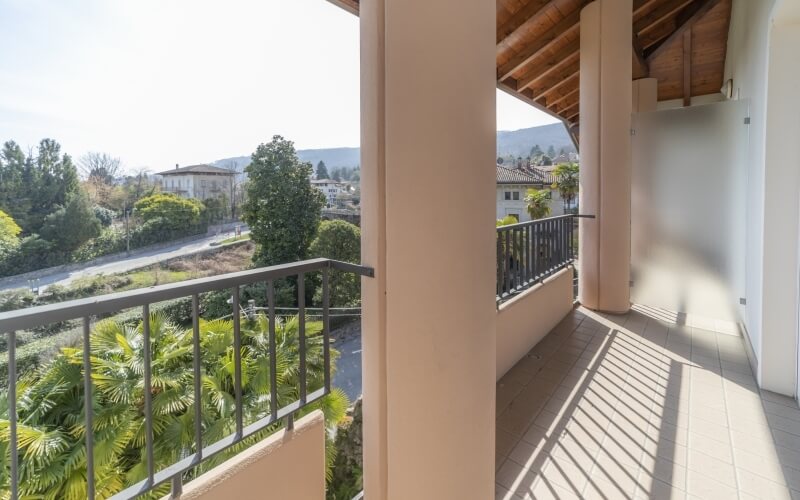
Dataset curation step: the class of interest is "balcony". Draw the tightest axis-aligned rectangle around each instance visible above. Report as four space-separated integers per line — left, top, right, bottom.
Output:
496 306 800 499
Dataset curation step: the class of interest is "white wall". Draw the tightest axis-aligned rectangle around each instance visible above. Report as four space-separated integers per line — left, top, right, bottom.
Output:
724 0 800 395
496 185 565 222
496 267 574 380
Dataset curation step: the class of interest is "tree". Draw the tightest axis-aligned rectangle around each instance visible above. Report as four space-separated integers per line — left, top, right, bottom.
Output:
134 193 204 229
539 155 553 166
0 209 21 247
0 141 29 226
530 144 543 158
242 136 326 267
0 313 348 498
316 160 330 180
40 192 103 251
309 220 361 306
79 152 121 183
28 139 80 232
546 145 556 158
330 167 342 182
524 189 552 220
552 162 579 212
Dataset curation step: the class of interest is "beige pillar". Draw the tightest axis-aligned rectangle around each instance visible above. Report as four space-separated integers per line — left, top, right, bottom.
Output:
578 0 633 313
360 0 497 499
632 78 658 113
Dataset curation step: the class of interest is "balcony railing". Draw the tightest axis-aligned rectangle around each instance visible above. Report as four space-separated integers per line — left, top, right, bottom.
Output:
0 258 373 500
496 214 593 302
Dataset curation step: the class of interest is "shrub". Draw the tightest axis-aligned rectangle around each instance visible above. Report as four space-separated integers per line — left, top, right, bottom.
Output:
92 205 115 227
40 192 103 251
0 289 35 312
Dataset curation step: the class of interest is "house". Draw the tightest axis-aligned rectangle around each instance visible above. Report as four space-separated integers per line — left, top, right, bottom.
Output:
156 164 236 201
2 1 799 500
496 164 564 221
311 178 345 207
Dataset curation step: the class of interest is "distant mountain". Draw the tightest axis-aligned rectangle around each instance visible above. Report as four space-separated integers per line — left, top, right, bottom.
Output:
213 123 574 171
496 123 573 158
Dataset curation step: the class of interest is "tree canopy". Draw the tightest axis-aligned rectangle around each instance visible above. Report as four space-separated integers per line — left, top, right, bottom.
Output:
242 136 326 267
40 192 103 251
524 189 552 220
134 193 204 229
316 160 329 180
309 220 361 306
552 162 579 211
0 209 21 247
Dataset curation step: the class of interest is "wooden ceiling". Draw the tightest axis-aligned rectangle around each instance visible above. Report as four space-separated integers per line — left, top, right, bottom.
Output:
330 0 732 130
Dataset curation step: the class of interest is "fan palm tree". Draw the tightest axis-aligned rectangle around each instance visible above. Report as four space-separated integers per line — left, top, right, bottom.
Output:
524 189 552 220
552 162 579 213
0 312 347 499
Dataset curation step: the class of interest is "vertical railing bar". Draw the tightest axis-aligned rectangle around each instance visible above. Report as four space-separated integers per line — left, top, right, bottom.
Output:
82 317 95 500
504 230 511 294
142 304 155 486
170 476 183 499
268 280 278 420
8 330 17 500
232 286 243 437
298 273 307 404
526 224 532 284
322 269 331 393
496 232 503 298
517 228 523 289
191 294 203 460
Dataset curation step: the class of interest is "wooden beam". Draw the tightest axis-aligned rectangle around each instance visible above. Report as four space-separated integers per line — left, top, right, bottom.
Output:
683 29 692 106
545 87 579 109
497 0 557 46
566 109 580 121
517 38 580 91
536 67 580 103
633 0 662 16
646 0 722 62
556 100 579 117
634 0 692 35
632 34 650 78
497 9 581 81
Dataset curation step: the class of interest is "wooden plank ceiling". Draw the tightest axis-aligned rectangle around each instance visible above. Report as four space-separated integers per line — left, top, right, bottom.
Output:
331 0 731 131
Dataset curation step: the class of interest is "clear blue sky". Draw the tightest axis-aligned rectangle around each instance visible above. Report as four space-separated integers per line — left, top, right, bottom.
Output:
0 0 558 173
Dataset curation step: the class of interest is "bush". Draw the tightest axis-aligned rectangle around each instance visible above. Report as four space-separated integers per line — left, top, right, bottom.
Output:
0 289 36 312
309 220 361 307
135 193 205 229
40 192 102 251
0 235 70 277
92 205 115 227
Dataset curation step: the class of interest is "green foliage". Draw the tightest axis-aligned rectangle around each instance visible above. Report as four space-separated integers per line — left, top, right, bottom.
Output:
524 189 552 220
0 209 21 246
0 313 347 498
552 162 579 211
92 205 115 227
134 193 204 229
316 160 329 179
40 192 103 251
547 144 556 158
310 221 361 307
496 215 519 227
242 136 326 267
202 196 227 224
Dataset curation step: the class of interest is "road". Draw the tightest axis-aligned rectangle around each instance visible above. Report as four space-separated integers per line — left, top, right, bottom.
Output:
0 230 249 292
332 329 363 402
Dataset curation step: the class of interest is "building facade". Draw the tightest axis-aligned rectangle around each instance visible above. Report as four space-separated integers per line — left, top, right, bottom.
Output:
157 164 236 201
496 164 565 221
311 179 345 208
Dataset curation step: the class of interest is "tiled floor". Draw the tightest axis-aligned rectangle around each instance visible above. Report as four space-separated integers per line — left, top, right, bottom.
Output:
495 305 800 500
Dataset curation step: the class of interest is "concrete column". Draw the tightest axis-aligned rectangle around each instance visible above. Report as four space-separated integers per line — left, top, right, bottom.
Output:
578 0 633 313
360 0 496 498
632 78 658 113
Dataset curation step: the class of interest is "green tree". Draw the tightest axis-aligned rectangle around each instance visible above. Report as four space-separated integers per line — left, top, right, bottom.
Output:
134 193 204 229
316 160 330 180
552 162 579 212
27 139 81 233
242 136 326 267
330 168 342 182
0 141 29 226
309 220 361 307
0 313 348 498
0 209 21 247
546 145 556 158
530 144 543 158
40 192 103 251
524 189 552 220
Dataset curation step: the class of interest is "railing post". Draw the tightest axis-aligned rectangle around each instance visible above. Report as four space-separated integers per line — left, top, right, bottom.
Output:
83 317 95 499
8 330 17 500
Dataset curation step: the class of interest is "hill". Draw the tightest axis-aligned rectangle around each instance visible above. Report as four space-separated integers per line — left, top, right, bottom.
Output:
214 123 574 170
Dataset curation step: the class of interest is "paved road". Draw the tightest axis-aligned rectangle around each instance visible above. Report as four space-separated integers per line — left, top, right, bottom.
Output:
332 330 363 402
0 230 249 292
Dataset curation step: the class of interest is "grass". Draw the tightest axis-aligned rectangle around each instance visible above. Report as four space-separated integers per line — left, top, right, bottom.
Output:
219 234 250 245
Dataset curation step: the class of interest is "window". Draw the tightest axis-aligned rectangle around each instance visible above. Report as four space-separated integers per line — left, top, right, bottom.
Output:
512 191 520 201
504 191 511 200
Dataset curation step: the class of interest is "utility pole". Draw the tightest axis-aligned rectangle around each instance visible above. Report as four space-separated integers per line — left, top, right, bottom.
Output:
124 202 131 255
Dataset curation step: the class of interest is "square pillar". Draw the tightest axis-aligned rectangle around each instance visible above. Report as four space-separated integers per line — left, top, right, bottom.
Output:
360 0 497 499
578 0 633 313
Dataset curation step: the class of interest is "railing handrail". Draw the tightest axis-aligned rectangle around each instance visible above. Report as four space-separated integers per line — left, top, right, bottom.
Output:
495 213 595 232
0 258 374 333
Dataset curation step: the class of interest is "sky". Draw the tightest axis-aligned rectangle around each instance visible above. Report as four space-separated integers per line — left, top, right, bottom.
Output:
0 0 558 174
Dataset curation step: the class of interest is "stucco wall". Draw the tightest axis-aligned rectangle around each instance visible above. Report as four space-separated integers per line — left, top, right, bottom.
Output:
496 267 574 381
496 185 565 222
177 410 326 500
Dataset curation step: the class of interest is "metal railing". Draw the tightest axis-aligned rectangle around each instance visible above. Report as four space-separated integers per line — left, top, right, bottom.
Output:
496 214 593 303
0 258 373 500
